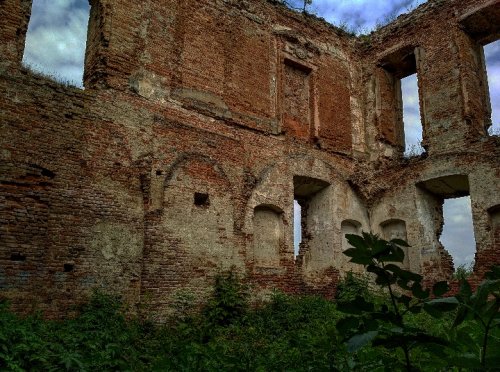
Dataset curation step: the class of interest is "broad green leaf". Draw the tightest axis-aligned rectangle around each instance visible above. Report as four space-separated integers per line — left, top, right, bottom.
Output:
336 316 361 334
432 281 450 297
378 246 405 263
397 278 411 290
347 331 378 352
424 297 459 318
390 238 410 247
457 278 472 301
452 304 469 327
346 234 367 250
350 255 374 265
411 282 430 300
372 239 390 257
472 279 500 314
384 264 422 282
485 265 500 280
450 353 481 369
337 296 375 314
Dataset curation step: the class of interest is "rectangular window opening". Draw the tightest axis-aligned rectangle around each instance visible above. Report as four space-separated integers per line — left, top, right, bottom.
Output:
484 40 500 136
22 0 90 88
439 196 476 275
293 199 302 259
401 73 424 157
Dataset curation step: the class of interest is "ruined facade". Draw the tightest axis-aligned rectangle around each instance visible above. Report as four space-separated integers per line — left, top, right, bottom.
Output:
0 0 499 319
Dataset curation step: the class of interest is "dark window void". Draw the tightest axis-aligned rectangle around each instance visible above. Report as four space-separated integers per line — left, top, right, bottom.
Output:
194 192 209 207
440 196 476 270
484 40 499 136
64 263 74 272
401 74 424 156
22 0 90 88
10 252 26 261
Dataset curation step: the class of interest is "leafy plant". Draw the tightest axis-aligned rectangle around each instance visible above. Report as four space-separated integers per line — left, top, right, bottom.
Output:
337 232 455 370
204 269 249 327
338 231 500 371
335 271 374 304
453 262 474 280
449 266 500 369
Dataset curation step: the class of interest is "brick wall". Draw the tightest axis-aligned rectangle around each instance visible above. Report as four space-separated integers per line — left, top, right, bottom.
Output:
0 0 498 318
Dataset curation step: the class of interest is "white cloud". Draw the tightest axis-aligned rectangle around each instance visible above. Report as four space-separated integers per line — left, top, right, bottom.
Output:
22 0 89 86
440 197 476 268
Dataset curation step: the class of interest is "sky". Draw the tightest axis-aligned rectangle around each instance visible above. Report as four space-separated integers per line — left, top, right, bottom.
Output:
22 0 498 268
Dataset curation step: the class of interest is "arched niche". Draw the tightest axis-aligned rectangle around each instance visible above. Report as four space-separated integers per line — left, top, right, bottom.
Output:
381 219 409 269
253 204 284 268
340 219 362 273
141 154 240 318
341 220 362 251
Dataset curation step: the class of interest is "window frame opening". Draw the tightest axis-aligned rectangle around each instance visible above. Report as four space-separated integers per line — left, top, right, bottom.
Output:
378 46 426 158
483 40 500 136
439 196 476 273
417 175 477 276
21 0 91 88
293 199 302 259
401 73 424 157
292 176 330 265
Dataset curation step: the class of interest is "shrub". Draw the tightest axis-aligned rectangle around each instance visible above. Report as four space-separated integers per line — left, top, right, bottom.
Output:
337 231 500 371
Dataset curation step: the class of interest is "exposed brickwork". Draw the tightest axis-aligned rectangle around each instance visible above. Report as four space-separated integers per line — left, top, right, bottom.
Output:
0 0 499 318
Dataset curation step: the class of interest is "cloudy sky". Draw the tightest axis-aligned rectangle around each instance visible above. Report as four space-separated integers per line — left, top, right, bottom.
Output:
22 0 498 268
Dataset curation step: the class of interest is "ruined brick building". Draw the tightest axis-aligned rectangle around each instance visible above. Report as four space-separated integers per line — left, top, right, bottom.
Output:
1 0 499 319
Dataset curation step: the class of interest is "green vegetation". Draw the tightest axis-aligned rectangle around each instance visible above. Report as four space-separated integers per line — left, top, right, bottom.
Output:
1 234 499 371
340 232 500 371
21 62 82 88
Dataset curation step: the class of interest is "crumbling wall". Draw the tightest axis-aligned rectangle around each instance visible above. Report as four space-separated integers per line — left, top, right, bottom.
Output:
0 0 498 317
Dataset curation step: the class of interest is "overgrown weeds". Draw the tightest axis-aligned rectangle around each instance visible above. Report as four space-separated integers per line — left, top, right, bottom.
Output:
1 246 499 371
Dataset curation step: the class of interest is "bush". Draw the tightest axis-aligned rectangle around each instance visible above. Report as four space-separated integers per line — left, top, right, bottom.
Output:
337 232 500 371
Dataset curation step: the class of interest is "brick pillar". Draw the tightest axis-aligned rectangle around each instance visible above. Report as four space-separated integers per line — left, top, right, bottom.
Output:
0 0 32 71
83 0 113 89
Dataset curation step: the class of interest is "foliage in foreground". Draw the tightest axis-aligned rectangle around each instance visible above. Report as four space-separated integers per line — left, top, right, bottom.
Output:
340 232 500 371
1 238 499 371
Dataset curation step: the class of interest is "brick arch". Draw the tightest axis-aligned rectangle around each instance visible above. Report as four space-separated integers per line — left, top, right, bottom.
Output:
163 153 231 189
